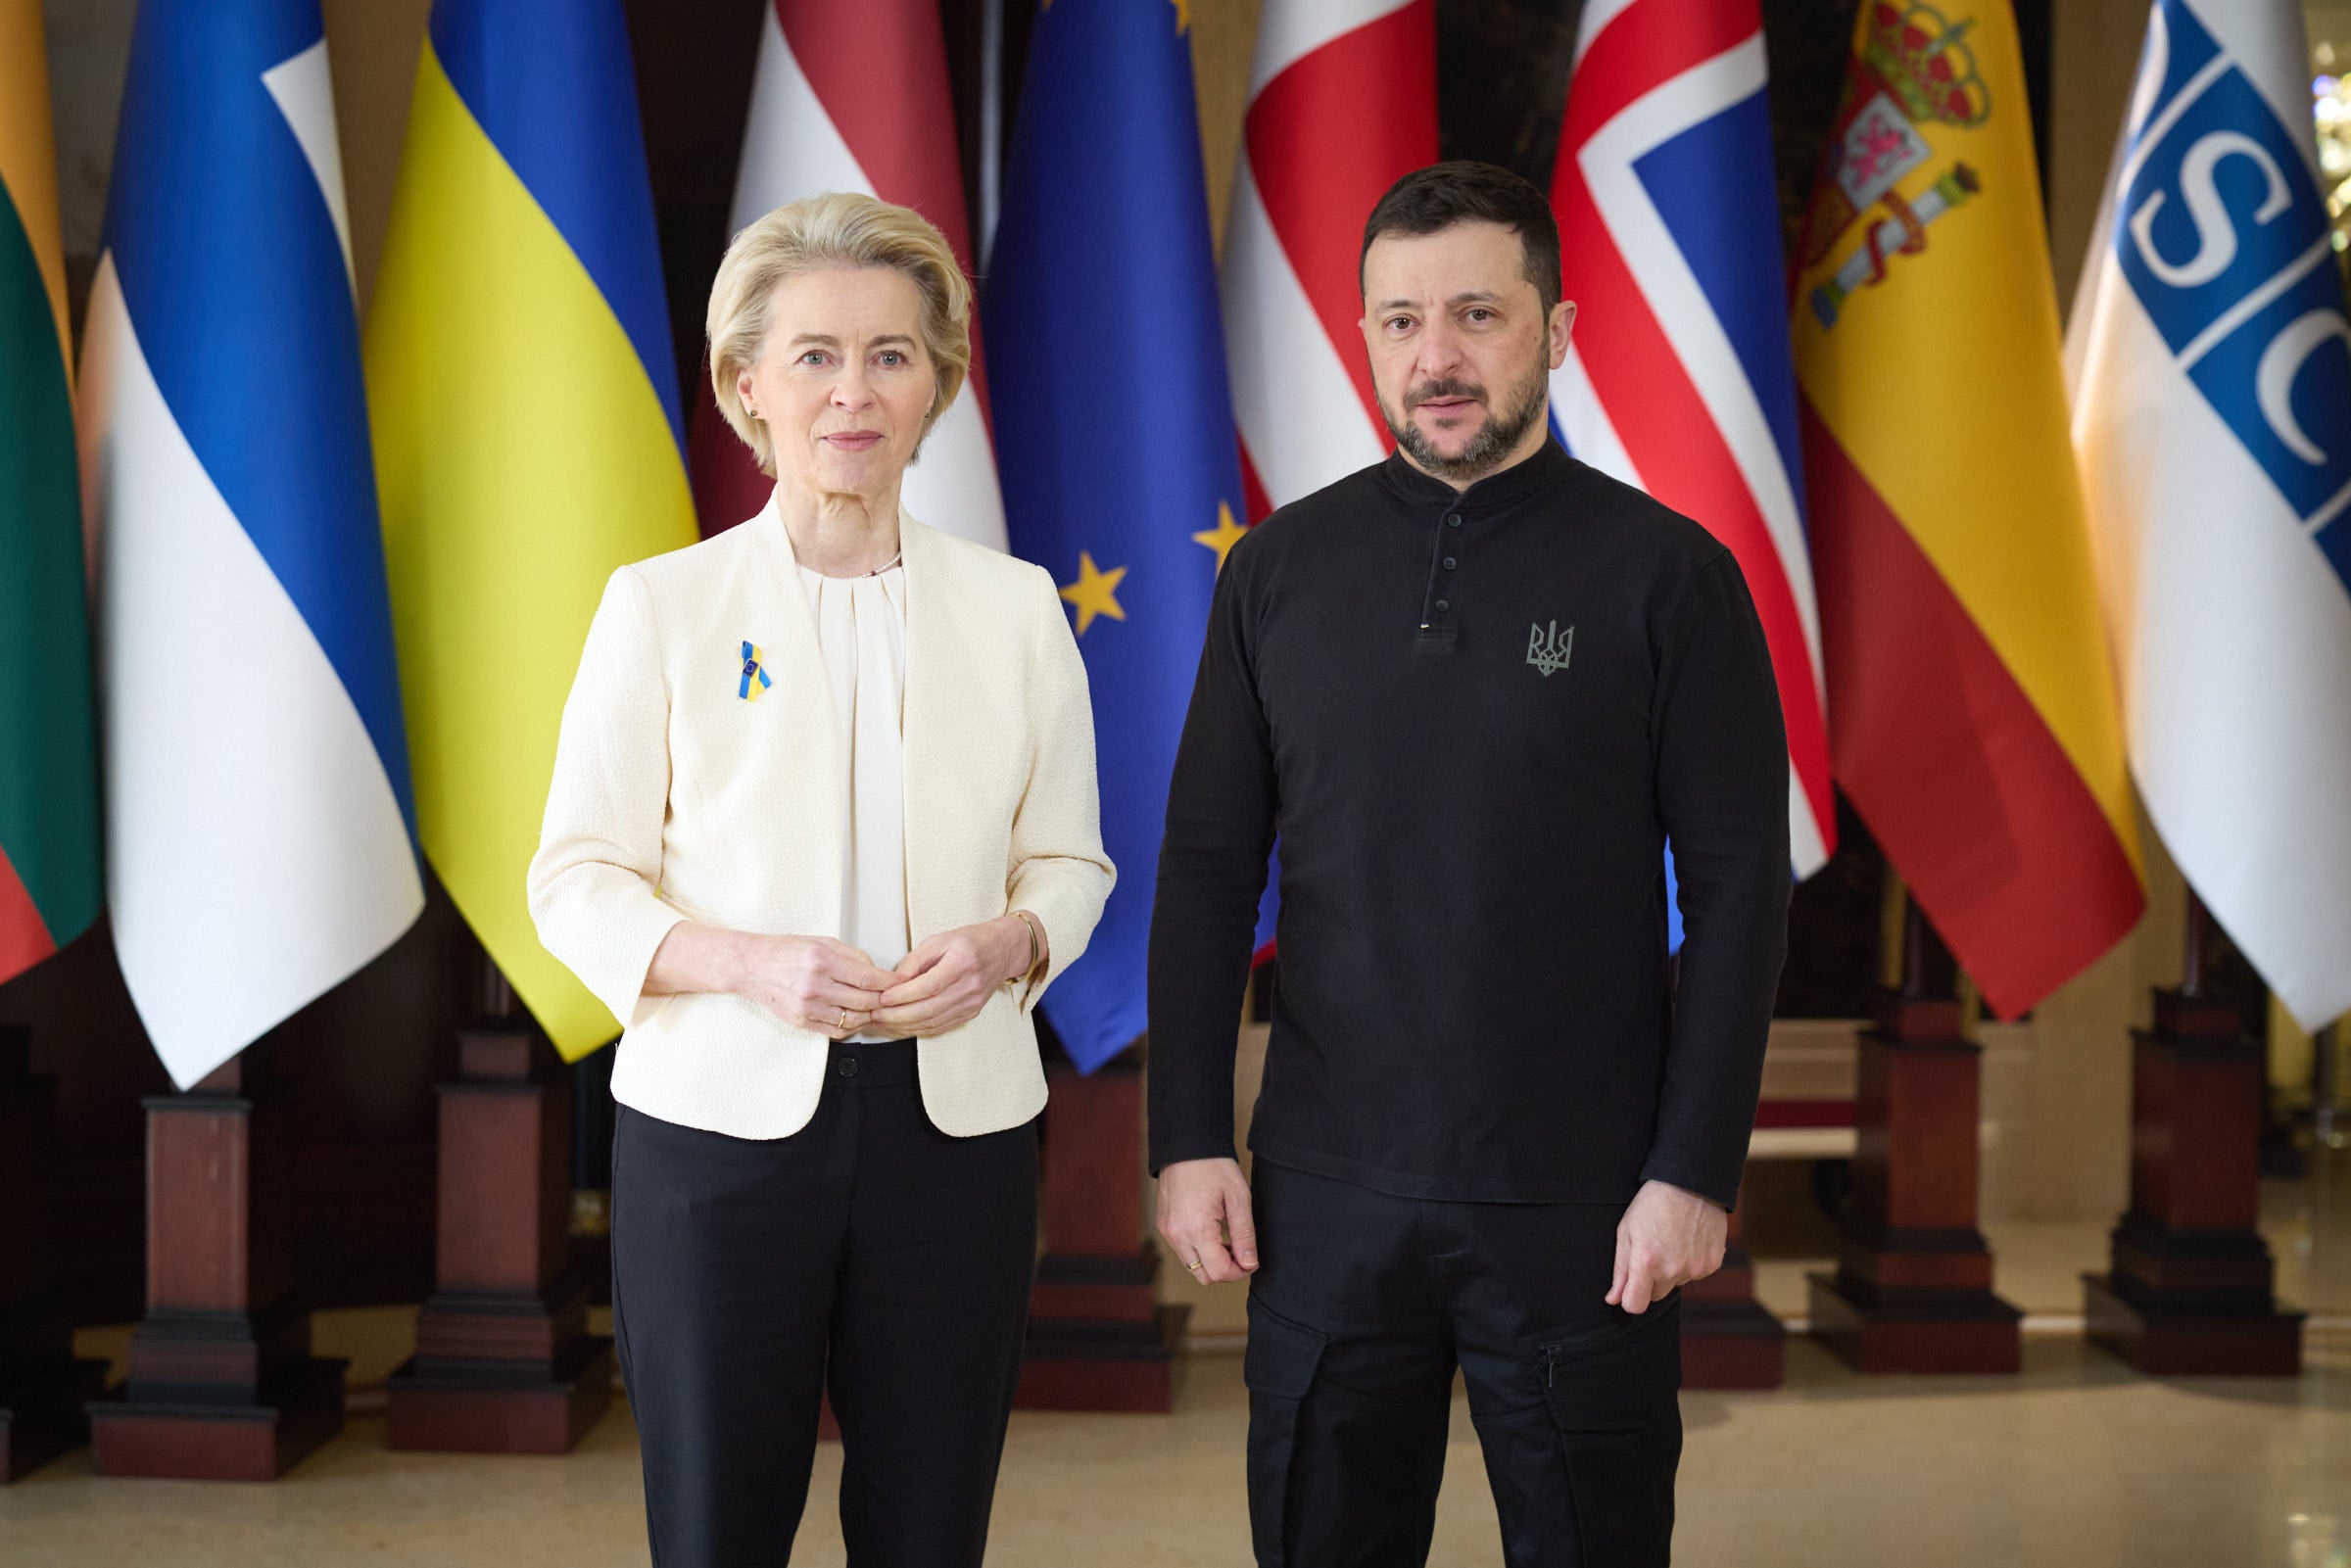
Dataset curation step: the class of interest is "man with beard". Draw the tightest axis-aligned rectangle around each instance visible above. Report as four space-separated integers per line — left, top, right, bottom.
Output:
1148 162 1790 1565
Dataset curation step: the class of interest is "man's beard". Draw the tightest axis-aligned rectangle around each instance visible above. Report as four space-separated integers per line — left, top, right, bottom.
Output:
1378 350 1551 484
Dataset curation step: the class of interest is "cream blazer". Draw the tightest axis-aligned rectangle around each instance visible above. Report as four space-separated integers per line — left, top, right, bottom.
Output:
527 500 1114 1141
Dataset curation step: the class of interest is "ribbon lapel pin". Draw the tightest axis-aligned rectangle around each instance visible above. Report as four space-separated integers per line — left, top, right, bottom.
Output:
739 641 773 702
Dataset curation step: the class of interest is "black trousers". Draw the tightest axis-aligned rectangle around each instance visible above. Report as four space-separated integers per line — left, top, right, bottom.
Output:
611 1039 1039 1567
1244 1162 1682 1567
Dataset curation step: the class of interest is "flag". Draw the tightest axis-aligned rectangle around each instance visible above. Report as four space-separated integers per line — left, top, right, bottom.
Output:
367 0 697 1059
1549 0 1835 881
1223 0 1435 517
2068 0 2351 1029
0 0 99 985
78 0 421 1086
988 0 1264 1071
1792 0 2143 1017
687 0 1006 549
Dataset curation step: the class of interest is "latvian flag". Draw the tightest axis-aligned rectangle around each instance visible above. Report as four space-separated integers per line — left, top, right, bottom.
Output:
687 0 1005 549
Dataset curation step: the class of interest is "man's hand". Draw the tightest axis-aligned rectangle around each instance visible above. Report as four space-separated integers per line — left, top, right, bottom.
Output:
1607 1179 1727 1313
1155 1158 1259 1285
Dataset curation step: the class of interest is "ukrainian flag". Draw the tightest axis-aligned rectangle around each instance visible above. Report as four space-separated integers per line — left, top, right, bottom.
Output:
367 0 696 1058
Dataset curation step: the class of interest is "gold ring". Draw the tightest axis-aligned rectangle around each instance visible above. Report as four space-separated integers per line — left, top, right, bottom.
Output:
1185 1259 1204 1272
838 1008 849 1030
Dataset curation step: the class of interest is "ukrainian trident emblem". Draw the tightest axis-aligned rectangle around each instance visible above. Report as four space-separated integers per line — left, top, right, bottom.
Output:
1526 621 1574 677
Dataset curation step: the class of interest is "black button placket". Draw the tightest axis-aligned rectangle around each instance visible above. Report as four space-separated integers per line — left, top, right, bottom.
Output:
1417 509 1464 640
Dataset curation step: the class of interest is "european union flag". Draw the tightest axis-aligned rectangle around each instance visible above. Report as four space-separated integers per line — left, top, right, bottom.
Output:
987 0 1270 1072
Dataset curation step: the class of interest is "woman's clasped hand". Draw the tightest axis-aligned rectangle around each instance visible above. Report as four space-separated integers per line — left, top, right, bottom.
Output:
729 919 1031 1039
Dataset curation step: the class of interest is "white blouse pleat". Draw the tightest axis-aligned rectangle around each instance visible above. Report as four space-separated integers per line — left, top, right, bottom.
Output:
798 563 908 1039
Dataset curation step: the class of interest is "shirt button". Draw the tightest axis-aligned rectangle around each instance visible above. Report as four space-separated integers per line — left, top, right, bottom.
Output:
1446 513 1463 528
1434 598 1451 612
838 1056 860 1078
1442 555 1457 570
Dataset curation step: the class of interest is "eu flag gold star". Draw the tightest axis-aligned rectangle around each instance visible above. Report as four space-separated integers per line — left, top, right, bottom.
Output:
1060 552 1128 636
1192 501 1248 573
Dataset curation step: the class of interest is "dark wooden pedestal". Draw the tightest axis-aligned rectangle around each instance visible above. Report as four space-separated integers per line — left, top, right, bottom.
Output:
0 1027 109 1481
387 1027 613 1452
1680 1190 1784 1390
1809 996 2021 1374
1016 1056 1186 1412
88 1045 348 1480
2084 991 2303 1376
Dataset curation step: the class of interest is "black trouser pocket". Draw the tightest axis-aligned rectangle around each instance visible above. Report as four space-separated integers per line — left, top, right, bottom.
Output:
1243 1294 1328 1568
1534 1295 1683 1566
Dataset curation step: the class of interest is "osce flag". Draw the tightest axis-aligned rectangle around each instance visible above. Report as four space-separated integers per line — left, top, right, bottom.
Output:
1549 0 1834 883
368 0 699 1060
988 0 1271 1071
2068 0 2351 1029
78 0 422 1086
687 0 1006 549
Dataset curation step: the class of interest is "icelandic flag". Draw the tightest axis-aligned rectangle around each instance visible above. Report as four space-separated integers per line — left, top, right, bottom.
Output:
78 0 422 1087
1548 0 1831 950
2068 0 2351 1029
987 0 1274 1072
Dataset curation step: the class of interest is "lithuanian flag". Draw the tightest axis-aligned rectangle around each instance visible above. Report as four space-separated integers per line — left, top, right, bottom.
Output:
0 0 99 983
367 0 697 1057
1793 0 2142 1016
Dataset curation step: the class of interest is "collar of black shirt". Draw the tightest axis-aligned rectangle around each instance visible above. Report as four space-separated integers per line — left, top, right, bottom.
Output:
1376 436 1573 513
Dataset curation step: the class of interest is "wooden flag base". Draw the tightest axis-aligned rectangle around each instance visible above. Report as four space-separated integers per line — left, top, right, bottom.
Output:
2085 991 2303 1376
1809 995 2020 1374
1 1337 109 1483
1680 1197 1784 1390
89 1046 348 1480
386 1026 612 1452
0 1027 107 1481
90 1310 347 1483
1014 1057 1188 1412
1020 1244 1188 1411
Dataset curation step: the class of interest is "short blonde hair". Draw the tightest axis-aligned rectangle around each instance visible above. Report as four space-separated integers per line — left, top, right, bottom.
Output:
706 192 974 476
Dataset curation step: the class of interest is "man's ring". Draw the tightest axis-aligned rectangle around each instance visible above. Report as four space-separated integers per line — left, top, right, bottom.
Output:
1185 1259 1204 1273
838 1008 849 1031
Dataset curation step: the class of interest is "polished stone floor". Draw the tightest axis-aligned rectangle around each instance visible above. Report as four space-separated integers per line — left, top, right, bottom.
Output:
6 1152 2348 1566
2 1333 2344 1567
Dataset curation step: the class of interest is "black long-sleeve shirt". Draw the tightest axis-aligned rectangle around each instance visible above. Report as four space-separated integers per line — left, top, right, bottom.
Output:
1146 441 1790 1210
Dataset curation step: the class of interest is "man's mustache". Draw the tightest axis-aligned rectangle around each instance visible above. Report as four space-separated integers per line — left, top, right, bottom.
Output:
1407 380 1486 408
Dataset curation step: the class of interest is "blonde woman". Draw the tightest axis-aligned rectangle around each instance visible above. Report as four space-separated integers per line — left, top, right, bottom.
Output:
529 193 1112 1566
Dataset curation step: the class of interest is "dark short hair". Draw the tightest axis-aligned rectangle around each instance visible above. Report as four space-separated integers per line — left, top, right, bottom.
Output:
1359 161 1561 315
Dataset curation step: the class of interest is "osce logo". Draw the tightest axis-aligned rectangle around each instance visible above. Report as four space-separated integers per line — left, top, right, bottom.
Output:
2115 0 2351 591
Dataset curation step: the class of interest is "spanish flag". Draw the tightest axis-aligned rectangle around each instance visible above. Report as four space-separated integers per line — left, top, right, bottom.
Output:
367 0 697 1057
0 0 99 984
1793 0 2142 1017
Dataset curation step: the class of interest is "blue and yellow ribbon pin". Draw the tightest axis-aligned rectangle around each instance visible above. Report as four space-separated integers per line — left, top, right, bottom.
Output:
739 641 773 702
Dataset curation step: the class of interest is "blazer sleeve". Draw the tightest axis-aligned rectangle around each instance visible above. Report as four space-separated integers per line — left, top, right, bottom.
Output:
527 566 688 1030
1004 565 1116 1011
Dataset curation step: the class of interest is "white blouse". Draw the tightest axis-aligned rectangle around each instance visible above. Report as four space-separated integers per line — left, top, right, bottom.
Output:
796 559 909 1040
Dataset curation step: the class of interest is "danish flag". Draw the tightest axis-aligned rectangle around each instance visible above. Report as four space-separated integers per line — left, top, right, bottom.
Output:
1548 0 1836 876
1224 0 1437 518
